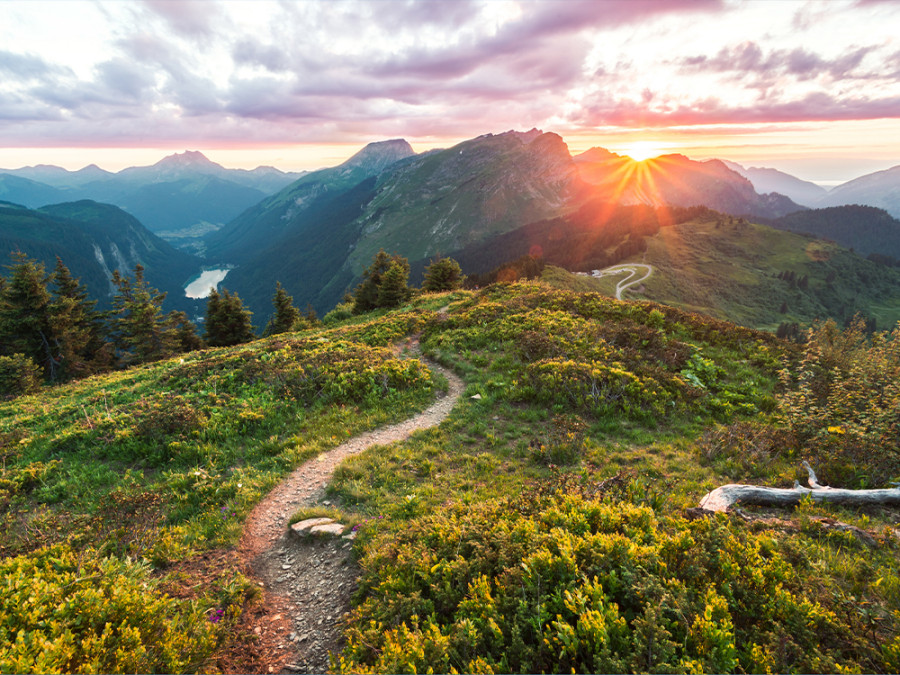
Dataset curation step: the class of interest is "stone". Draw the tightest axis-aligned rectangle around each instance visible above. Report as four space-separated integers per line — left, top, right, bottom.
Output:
470 394 482 400
290 517 335 537
309 522 346 536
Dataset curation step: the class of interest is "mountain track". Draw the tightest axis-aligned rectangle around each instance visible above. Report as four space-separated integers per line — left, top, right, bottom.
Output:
233 345 464 674
593 263 654 300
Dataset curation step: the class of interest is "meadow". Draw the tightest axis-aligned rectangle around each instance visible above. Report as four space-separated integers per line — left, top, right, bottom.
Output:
2 282 899 673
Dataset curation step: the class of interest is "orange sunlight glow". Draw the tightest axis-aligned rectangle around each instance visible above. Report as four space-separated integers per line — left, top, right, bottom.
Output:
619 141 666 162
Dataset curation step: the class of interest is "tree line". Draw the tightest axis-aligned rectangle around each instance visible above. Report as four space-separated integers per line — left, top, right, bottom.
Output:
0 250 464 397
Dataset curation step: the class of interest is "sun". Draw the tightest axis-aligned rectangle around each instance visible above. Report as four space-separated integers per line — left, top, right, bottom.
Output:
620 141 666 162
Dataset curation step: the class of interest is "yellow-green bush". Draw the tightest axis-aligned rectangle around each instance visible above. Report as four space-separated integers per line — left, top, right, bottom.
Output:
0 545 219 673
339 493 882 674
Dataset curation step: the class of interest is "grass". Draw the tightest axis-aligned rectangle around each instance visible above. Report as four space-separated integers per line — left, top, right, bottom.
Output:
3 283 900 673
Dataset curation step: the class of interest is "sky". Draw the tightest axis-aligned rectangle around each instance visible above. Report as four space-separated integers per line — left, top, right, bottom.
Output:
1 0 899 183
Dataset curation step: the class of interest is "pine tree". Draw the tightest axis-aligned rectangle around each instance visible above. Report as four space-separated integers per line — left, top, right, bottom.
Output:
354 250 411 313
377 261 411 308
204 288 255 346
303 303 319 325
0 252 57 379
422 257 464 292
48 257 112 379
110 264 178 365
167 310 206 352
263 282 301 336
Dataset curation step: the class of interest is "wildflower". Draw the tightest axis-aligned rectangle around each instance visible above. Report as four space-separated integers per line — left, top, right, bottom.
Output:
237 482 243 488
827 425 846 435
208 608 224 624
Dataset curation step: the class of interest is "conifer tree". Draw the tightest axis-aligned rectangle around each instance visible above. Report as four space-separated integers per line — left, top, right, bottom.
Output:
422 256 464 292
204 288 255 346
354 250 410 313
303 303 319 325
0 252 57 378
377 260 411 308
49 257 112 378
167 310 206 352
110 264 178 365
263 282 301 336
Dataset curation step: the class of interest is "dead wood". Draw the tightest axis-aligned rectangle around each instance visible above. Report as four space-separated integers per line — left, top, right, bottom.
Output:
697 461 900 513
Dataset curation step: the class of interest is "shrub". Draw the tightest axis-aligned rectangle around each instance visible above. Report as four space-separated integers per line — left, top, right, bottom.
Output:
338 494 875 674
422 257 465 292
0 353 41 398
0 545 218 673
778 319 900 486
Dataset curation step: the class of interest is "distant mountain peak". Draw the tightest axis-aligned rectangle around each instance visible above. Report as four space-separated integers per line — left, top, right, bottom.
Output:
341 139 415 173
155 150 222 170
573 147 625 163
505 128 544 144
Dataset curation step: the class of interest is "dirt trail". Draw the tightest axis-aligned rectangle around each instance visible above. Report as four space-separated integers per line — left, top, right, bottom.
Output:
234 346 464 674
592 263 654 300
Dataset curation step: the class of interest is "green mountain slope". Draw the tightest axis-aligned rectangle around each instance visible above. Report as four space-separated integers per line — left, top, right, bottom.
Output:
1 152 299 242
543 213 900 331
2 284 898 673
204 139 416 263
206 131 584 316
0 174 66 208
206 131 581 269
0 200 201 312
765 204 900 259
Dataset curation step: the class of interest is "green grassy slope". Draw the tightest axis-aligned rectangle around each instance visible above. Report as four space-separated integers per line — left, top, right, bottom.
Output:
2 283 899 673
543 214 900 331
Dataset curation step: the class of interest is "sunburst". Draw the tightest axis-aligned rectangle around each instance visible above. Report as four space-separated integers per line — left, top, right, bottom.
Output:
620 141 666 162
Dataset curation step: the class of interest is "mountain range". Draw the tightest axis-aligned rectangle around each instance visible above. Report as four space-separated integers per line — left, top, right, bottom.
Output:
0 152 305 245
725 160 900 217
2 129 899 330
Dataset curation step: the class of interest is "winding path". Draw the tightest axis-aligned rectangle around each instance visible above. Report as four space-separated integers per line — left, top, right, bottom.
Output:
234 349 465 674
592 263 653 300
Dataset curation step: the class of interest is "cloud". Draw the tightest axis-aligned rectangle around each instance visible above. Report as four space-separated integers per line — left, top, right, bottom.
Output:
681 42 879 82
95 59 156 102
0 0 897 153
578 90 900 128
0 50 72 81
139 0 218 37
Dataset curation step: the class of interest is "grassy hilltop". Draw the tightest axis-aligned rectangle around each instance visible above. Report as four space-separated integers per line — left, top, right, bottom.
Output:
543 213 900 332
1 282 899 673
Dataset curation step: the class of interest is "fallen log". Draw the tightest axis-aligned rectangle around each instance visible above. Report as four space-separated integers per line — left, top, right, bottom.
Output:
698 461 900 513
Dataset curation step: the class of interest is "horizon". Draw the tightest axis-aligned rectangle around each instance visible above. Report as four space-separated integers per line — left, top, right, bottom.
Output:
3 0 900 184
1 133 897 187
